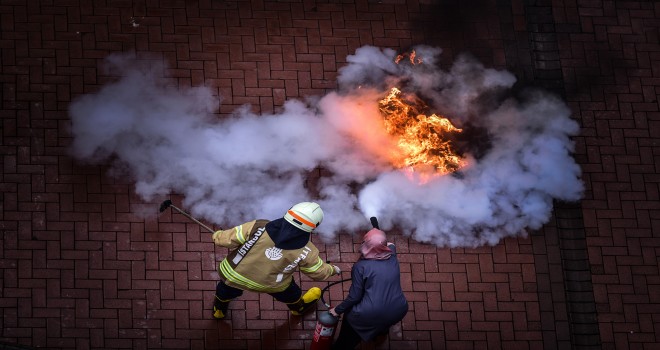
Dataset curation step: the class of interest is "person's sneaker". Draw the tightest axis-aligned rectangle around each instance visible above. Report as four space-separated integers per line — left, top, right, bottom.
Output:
290 287 322 316
213 306 226 319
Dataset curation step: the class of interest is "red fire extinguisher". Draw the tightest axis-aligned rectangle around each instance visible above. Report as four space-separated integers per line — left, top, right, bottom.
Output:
310 310 339 350
311 273 349 350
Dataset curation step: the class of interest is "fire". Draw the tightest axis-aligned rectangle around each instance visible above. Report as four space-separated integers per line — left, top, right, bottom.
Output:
395 50 422 65
378 87 466 176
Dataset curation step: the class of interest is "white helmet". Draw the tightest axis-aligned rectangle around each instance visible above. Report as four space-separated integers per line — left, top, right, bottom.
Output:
284 202 323 233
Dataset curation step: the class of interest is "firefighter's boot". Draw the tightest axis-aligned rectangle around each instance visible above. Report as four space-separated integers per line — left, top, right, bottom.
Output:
213 296 231 320
287 287 322 316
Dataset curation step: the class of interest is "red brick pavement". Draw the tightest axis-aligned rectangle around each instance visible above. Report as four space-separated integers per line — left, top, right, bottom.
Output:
554 1 660 349
0 0 658 349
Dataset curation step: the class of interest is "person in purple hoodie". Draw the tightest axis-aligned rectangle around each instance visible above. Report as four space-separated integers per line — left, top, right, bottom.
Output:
329 228 409 349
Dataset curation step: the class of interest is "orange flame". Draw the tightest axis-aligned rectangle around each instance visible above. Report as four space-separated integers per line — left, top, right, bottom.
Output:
378 87 466 177
395 50 423 65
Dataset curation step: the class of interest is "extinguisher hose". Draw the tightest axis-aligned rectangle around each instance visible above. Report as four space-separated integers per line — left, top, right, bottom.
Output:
320 277 352 308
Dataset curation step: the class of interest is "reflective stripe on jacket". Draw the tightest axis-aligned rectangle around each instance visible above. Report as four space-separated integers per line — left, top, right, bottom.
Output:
212 220 335 293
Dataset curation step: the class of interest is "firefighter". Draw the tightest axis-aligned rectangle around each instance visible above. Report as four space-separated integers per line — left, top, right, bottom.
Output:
211 202 341 319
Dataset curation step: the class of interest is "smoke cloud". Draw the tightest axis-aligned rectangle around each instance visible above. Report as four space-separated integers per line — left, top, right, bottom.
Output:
69 46 582 247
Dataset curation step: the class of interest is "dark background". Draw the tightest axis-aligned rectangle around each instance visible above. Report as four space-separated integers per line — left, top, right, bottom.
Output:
1 0 658 349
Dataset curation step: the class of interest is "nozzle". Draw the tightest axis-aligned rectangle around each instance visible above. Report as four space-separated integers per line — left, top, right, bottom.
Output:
159 199 173 213
370 217 379 229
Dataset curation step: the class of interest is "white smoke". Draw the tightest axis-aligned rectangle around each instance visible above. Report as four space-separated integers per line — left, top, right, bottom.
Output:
69 46 583 247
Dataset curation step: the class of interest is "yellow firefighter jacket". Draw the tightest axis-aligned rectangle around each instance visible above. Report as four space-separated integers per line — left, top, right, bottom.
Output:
213 219 336 293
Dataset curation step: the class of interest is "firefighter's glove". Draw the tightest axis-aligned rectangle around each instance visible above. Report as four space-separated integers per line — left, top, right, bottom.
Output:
333 265 341 275
212 230 228 246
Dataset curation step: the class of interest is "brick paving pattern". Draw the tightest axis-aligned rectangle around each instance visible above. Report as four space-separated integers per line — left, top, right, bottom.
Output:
1 0 658 349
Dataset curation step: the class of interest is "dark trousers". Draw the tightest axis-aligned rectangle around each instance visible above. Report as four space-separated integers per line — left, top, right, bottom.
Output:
331 319 362 350
215 279 302 304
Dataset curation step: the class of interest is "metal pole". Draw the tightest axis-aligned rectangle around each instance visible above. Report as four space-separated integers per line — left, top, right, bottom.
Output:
159 200 216 233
